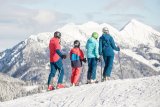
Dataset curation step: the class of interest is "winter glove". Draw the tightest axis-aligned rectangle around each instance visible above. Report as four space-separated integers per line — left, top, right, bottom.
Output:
96 56 102 62
117 46 120 51
62 55 67 59
83 58 87 63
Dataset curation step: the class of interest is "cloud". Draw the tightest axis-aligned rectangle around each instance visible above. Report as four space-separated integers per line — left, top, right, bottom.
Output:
85 12 101 21
110 13 145 23
105 0 146 10
0 2 72 33
0 1 72 51
0 0 46 4
0 39 22 52
33 10 56 24
102 0 149 30
0 7 71 47
111 14 144 18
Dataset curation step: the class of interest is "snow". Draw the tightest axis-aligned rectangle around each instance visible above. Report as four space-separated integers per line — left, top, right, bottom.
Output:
0 52 5 59
150 47 160 53
0 75 160 107
121 49 160 71
120 19 160 48
23 85 39 91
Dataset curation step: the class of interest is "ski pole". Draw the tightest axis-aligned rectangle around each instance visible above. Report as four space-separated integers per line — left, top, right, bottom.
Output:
118 51 123 79
80 63 85 84
100 56 103 82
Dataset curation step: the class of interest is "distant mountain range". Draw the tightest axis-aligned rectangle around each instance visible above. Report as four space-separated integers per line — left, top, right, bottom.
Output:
0 19 160 84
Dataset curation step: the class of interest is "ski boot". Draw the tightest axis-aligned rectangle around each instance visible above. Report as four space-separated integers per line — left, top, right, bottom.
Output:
57 84 65 89
47 85 54 91
91 79 99 84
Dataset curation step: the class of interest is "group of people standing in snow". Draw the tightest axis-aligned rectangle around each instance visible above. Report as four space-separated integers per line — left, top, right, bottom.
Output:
47 27 120 90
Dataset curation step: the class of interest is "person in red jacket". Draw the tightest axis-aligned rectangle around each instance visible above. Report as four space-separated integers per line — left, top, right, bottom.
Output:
70 40 86 86
48 31 67 91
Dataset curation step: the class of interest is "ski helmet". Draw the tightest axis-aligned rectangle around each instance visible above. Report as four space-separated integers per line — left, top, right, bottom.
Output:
54 31 61 38
102 27 109 33
92 32 99 39
74 40 80 48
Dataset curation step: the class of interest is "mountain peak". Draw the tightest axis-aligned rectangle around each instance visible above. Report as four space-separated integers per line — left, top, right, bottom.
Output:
81 21 99 27
130 19 140 24
121 19 159 34
129 19 150 28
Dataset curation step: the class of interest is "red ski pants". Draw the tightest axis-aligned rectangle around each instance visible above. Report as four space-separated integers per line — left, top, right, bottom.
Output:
71 67 81 84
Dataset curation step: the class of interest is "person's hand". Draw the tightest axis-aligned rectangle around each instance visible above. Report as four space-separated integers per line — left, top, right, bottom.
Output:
117 46 120 51
96 57 102 62
83 58 87 63
62 55 67 59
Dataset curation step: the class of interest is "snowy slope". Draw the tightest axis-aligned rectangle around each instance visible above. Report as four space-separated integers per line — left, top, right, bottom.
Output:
0 73 26 101
0 72 47 102
0 75 160 107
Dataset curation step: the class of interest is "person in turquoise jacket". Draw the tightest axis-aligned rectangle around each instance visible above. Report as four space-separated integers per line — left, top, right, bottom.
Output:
86 32 101 83
99 27 120 81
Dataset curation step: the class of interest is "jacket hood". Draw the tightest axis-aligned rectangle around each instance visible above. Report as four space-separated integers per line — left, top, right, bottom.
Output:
88 37 96 43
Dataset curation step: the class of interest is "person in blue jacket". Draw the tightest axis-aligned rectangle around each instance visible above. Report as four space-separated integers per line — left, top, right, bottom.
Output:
86 32 101 84
99 27 120 81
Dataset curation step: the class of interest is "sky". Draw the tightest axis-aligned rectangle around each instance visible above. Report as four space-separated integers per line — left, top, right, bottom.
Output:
0 0 160 51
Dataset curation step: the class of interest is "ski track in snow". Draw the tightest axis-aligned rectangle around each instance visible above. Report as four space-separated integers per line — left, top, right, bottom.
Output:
0 76 160 107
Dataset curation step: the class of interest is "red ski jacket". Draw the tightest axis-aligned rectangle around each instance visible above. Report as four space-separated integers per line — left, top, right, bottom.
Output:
49 37 61 62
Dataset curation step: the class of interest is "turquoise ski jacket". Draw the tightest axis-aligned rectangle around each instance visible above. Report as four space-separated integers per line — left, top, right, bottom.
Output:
86 37 99 58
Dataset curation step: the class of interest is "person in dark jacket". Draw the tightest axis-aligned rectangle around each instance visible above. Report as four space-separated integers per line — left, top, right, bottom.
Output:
70 40 86 86
99 27 120 81
47 31 67 91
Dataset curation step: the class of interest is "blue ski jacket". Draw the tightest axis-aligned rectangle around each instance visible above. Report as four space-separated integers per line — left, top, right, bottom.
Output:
99 33 120 56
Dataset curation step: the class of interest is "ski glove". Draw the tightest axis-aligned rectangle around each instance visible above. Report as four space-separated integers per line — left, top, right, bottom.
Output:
117 46 120 51
62 55 67 59
96 57 102 62
83 58 87 63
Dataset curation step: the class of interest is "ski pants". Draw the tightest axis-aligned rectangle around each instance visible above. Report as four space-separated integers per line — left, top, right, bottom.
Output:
103 56 114 77
87 58 97 80
71 67 81 84
47 59 64 85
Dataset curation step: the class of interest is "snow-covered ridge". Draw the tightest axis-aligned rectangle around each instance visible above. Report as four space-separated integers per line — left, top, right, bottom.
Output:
1 75 160 107
26 19 160 49
0 19 160 84
120 19 160 47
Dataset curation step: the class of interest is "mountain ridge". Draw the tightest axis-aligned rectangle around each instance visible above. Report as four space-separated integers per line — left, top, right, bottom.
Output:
0 19 160 84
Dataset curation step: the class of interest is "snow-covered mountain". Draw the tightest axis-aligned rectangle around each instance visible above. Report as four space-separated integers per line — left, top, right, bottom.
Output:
0 19 160 84
120 19 160 48
1 75 160 107
120 19 160 71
